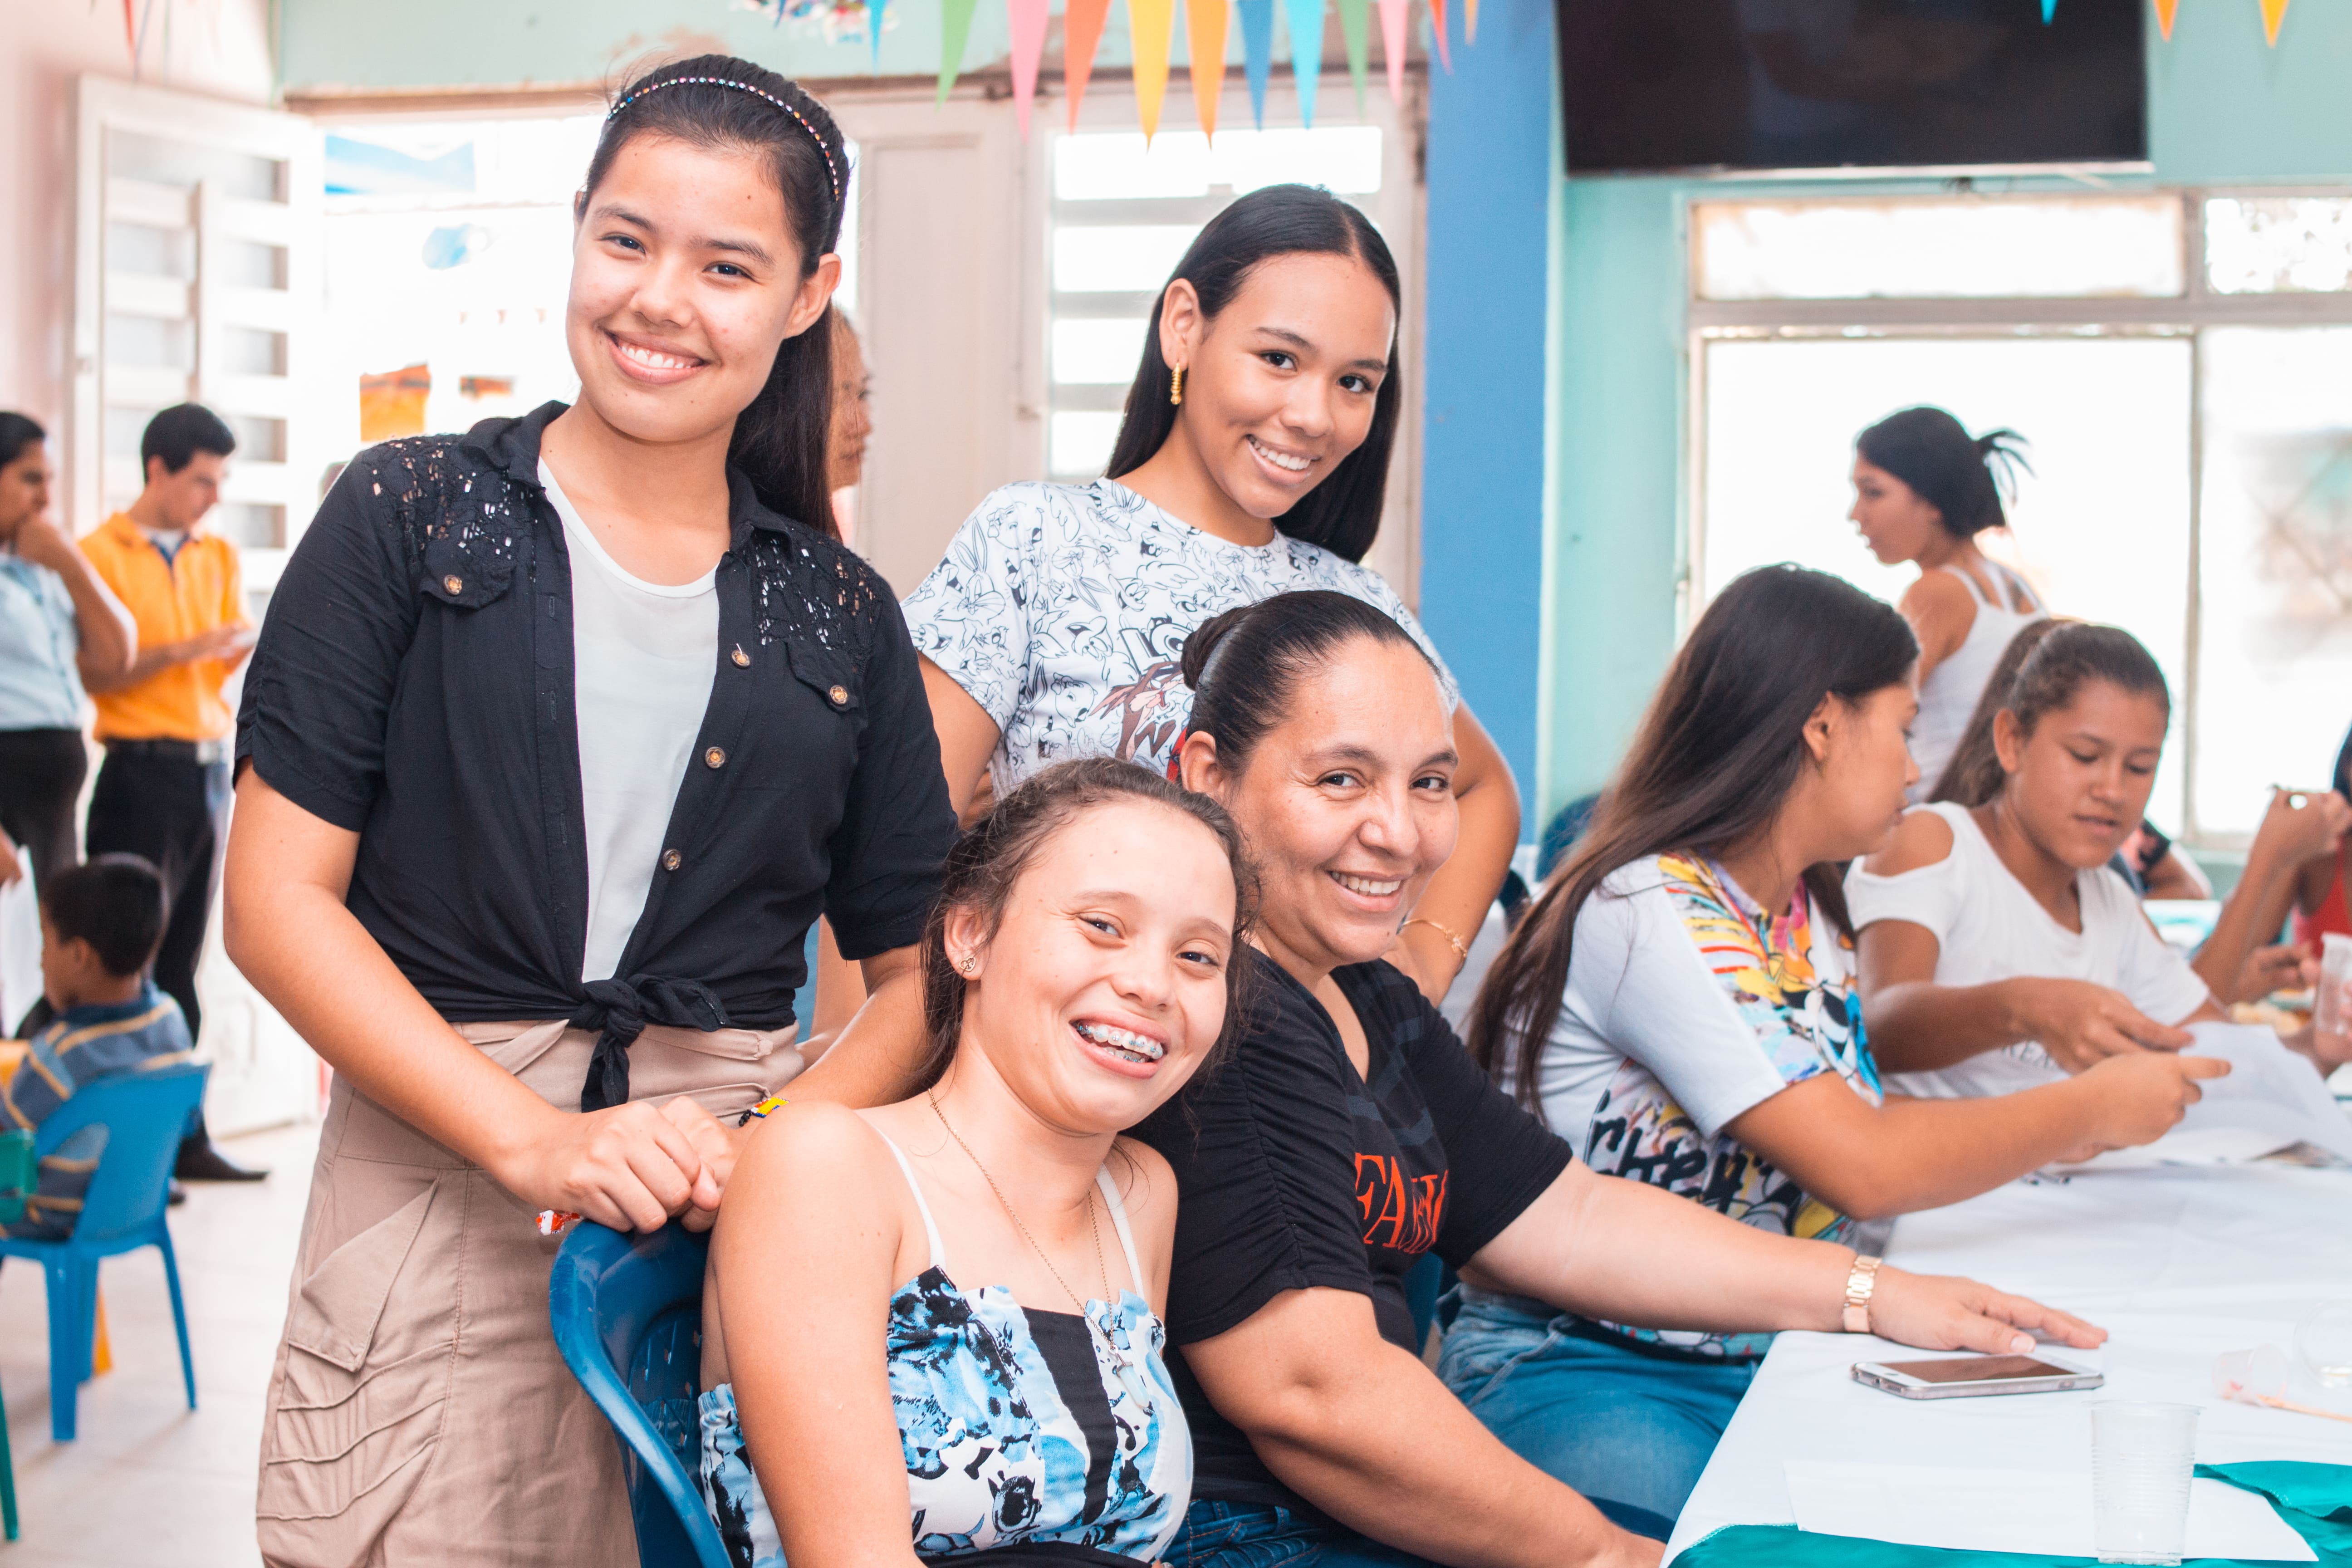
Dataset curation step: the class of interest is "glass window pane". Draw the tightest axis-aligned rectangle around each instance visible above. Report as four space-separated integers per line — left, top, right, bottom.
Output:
1054 127 1382 201
1050 411 1122 477
2194 328 2352 836
1052 318 1150 384
1693 197 2185 301
1701 335 2194 825
2204 198 2352 296
1055 225 1199 293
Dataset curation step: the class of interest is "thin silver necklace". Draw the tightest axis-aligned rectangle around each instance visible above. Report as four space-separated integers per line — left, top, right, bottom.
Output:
929 1095 1110 1318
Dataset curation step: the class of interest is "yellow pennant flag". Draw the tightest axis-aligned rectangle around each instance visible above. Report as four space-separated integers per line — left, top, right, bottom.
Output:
1187 0 1229 139
1131 0 1178 141
2260 0 2288 44
1464 0 1479 43
2152 0 2177 38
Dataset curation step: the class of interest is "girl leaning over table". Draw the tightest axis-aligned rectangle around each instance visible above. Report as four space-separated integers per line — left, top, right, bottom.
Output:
1443 567 2218 1528
225 59 955 1568
901 182 1519 1017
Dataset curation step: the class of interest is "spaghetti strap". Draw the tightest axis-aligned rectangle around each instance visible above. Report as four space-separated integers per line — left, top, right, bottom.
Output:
871 1128 947 1272
1936 563 1995 609
1094 1167 1147 1296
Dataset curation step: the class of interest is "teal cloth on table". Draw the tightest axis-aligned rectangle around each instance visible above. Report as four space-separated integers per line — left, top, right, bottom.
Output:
1675 1462 2352 1567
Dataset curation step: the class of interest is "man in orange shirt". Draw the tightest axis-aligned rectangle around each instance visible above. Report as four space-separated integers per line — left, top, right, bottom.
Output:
79 404 263 1181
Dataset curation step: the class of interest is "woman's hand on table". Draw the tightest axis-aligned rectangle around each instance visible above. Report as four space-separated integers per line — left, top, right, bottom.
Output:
2009 978 2194 1073
490 1099 720 1233
1864 1266 2106 1356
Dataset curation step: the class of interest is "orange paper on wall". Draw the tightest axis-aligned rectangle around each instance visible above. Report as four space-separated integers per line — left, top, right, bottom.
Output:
1064 0 1113 127
2152 0 2177 38
1187 0 1229 138
1376 0 1407 101
1131 0 1179 140
2261 0 2288 44
1008 0 1051 135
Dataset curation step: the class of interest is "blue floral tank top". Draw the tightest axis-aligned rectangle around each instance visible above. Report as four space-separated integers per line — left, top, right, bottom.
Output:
698 1132 1191 1565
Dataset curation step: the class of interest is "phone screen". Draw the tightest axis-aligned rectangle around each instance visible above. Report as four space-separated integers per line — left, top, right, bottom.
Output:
1882 1355 2073 1384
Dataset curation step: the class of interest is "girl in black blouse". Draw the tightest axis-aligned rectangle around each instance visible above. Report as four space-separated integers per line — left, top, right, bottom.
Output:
225 59 953 1566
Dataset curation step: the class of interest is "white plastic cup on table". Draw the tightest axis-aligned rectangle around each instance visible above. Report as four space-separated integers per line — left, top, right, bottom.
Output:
2092 1402 2199 1565
2318 932 2352 1036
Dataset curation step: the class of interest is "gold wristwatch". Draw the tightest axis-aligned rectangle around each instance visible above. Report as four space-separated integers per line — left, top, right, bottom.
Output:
1842 1253 1882 1334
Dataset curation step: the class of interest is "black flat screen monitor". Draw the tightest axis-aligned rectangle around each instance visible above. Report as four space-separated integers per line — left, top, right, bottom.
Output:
1560 0 2146 175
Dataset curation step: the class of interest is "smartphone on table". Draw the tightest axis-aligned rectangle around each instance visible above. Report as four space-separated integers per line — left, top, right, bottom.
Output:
1853 1353 2104 1399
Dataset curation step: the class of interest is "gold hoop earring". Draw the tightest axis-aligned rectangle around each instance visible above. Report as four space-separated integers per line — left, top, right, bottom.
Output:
1169 365 1185 407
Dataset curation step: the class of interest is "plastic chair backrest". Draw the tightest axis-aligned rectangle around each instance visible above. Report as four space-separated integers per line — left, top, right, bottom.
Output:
549 1221 728 1568
0 1129 32 1225
32 1063 207 1246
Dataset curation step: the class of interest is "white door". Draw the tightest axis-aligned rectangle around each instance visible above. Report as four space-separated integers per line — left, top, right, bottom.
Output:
72 75 328 1134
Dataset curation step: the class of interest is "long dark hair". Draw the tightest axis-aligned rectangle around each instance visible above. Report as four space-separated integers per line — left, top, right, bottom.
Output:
582 56 848 536
0 413 42 470
1104 184 1401 564
1467 566 1919 1116
1931 621 2169 810
912 758 1257 1094
1856 407 2031 540
1181 590 1435 771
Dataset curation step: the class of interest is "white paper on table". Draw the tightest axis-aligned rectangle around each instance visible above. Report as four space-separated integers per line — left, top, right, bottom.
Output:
2051 1124 2298 1175
2172 1022 2352 1161
1783 1462 2316 1561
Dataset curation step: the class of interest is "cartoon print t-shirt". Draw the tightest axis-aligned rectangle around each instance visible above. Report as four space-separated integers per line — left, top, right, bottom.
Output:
901 479 1458 788
1524 854 1882 1360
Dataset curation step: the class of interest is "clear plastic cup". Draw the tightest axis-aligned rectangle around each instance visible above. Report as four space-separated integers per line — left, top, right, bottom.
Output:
2092 1402 2199 1565
2319 932 2352 1036
2213 1343 2292 1403
2295 1302 2352 1388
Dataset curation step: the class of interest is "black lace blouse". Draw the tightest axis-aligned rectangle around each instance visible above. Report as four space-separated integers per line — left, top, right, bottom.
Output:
235 402 955 1045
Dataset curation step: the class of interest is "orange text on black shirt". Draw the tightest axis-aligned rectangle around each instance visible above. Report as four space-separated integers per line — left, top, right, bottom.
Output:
1354 1155 1447 1254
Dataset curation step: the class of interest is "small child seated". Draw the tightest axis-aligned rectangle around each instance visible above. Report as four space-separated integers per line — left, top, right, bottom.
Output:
4 855 193 1236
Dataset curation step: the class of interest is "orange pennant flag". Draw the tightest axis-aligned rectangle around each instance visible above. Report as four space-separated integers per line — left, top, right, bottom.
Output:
1428 0 1451 69
1186 0 1230 139
2152 0 2177 37
1065 0 1113 129
1131 0 1179 141
2260 0 2288 43
1464 0 1479 44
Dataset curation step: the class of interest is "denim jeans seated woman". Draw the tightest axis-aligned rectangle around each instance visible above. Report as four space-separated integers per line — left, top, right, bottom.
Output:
1435 1287 1759 1527
1170 1492 1676 1568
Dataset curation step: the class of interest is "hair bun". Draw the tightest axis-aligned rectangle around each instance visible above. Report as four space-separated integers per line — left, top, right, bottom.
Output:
1180 605 1252 691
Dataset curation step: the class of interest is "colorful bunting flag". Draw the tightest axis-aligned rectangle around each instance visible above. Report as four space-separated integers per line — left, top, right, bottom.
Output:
1464 0 1478 44
869 0 887 70
936 0 980 99
1376 0 1407 101
1238 0 1276 129
2261 0 2288 44
1186 0 1229 140
1428 0 1450 69
1063 0 1112 128
2040 0 2056 21
1337 0 1372 112
1007 0 1051 135
1287 0 1326 126
1130 0 1178 141
2153 0 2177 38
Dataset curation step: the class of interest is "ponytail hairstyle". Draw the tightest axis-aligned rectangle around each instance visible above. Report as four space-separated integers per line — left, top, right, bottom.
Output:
1105 184 1402 564
1467 566 1919 1117
1855 407 2032 540
583 55 848 536
1935 621 2170 808
1180 590 1437 773
912 758 1256 1094
0 412 44 470
1928 617 2065 807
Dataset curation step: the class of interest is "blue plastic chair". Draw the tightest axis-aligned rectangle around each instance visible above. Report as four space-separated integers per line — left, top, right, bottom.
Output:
549 1221 728 1568
0 1061 207 1443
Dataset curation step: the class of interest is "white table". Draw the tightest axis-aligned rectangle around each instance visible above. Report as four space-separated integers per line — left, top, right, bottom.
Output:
1666 1164 2352 1561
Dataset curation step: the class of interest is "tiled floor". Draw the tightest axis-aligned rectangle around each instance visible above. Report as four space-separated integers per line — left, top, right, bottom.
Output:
0 1122 319 1567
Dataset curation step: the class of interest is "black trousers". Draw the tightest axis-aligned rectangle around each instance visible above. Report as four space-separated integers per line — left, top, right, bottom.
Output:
84 746 230 1047
0 727 88 890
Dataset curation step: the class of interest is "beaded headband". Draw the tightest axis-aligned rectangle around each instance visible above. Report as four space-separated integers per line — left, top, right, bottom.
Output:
608 74 842 208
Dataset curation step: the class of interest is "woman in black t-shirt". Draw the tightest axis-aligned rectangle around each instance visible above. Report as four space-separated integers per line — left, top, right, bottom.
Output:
1135 591 2106 1568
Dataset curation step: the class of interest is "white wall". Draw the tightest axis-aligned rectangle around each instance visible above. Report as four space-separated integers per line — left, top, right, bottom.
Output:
0 0 276 427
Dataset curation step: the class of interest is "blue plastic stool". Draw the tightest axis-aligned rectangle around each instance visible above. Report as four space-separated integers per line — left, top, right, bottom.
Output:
0 1062 207 1444
549 1221 728 1568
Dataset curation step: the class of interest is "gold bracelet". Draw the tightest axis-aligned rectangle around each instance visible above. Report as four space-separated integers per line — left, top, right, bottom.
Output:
1842 1252 1882 1335
1400 917 1470 963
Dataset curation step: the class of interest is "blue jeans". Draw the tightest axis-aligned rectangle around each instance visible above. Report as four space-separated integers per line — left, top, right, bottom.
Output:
1168 1494 1674 1567
1436 1289 1759 1526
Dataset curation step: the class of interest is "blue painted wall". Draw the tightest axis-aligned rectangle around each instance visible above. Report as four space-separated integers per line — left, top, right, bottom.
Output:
1417 0 1554 799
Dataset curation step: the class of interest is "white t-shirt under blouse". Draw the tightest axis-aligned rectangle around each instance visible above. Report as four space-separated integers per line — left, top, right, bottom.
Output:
1843 801 2211 1100
541 461 719 983
901 479 1459 789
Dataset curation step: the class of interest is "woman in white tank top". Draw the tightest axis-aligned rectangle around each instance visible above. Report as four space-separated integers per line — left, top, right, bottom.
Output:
1847 407 2045 800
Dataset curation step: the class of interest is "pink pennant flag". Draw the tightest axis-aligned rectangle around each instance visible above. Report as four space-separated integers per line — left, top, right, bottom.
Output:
1187 0 1230 139
1428 0 1451 69
1377 0 1406 101
2152 0 2177 38
2260 0 2288 44
1131 0 1179 141
1064 0 1112 128
1007 0 1051 137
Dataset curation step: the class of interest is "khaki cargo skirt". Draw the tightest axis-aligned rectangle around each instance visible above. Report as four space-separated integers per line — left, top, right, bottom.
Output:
256 1018 802 1568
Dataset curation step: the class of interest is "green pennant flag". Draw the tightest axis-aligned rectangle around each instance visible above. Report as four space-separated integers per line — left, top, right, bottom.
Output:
1336 0 1371 113
937 0 980 100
